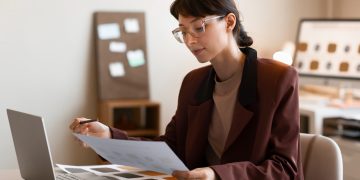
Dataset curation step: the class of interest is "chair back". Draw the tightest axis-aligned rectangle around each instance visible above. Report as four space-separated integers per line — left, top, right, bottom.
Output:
300 133 343 180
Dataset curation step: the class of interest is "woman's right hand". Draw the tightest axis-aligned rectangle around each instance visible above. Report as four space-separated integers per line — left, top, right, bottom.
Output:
69 117 111 139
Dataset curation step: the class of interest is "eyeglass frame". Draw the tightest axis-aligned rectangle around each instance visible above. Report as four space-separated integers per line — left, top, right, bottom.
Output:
172 15 225 43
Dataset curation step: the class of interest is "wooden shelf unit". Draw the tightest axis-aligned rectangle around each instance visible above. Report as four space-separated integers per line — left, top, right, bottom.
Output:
98 99 160 137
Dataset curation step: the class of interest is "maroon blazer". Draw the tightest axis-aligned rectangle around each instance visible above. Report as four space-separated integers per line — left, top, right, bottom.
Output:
111 47 303 180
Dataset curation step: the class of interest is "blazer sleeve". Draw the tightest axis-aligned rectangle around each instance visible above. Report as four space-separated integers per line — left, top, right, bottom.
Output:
211 67 301 180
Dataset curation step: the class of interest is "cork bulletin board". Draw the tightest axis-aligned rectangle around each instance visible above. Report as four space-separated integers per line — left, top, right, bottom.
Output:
94 12 149 100
293 19 360 79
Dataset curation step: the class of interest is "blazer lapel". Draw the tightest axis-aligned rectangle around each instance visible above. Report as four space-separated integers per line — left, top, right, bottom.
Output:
223 101 253 152
185 99 213 168
223 47 258 153
185 67 215 168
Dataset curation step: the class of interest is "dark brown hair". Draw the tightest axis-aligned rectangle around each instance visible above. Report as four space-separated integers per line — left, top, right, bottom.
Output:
170 0 253 47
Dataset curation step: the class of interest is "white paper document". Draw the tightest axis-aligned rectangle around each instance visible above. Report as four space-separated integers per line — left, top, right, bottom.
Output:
109 41 127 53
127 49 145 67
97 23 121 40
109 62 125 77
124 18 140 33
56 164 175 179
73 133 189 174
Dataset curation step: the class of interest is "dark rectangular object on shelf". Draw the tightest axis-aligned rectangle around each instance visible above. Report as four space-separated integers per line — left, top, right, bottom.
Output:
98 100 160 137
323 117 360 140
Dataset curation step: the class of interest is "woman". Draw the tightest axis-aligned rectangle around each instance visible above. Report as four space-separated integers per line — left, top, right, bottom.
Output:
70 0 303 179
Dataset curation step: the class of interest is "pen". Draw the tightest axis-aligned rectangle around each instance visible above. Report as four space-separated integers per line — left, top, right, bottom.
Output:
79 119 98 124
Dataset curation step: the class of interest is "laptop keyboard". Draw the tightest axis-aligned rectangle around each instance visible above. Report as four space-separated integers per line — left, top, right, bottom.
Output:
56 173 84 180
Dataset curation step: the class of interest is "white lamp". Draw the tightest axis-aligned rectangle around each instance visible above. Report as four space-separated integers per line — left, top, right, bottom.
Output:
273 42 295 65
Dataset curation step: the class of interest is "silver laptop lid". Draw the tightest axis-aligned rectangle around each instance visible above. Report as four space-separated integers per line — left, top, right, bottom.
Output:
7 109 56 180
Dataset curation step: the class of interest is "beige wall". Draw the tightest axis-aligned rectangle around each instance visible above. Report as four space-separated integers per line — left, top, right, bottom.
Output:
332 0 360 18
240 0 328 58
0 0 329 169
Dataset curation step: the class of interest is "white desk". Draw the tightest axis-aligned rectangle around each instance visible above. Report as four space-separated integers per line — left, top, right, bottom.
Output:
0 169 22 180
0 168 74 180
0 168 107 180
300 98 360 134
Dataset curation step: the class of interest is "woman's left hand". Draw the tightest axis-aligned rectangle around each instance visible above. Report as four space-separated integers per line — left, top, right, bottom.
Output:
172 167 217 180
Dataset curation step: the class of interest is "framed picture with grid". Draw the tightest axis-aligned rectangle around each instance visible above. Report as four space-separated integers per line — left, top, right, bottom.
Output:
293 19 360 79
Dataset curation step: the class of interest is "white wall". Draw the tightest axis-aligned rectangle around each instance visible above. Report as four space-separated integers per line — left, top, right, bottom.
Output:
0 0 327 169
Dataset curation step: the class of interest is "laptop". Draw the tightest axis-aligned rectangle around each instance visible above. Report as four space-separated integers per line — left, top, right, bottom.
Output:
6 109 94 180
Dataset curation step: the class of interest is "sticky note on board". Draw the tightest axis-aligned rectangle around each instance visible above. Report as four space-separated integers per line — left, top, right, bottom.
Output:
109 62 125 77
124 18 140 33
109 41 127 53
127 50 145 67
97 23 120 40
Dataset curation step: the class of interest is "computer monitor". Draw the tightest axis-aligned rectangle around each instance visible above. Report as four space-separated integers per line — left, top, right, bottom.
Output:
293 19 360 89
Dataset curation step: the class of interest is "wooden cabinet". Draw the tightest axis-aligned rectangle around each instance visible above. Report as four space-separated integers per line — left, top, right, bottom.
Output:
98 99 160 137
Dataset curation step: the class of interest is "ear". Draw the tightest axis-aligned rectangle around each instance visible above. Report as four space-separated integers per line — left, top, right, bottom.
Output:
225 13 236 32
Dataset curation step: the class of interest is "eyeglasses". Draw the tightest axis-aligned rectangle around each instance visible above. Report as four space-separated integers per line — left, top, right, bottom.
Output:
172 15 225 43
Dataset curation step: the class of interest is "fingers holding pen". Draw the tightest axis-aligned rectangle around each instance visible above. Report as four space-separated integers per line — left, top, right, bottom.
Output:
69 117 88 134
69 117 109 142
69 117 91 148
69 117 80 130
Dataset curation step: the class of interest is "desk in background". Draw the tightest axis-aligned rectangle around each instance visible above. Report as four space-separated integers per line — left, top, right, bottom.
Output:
299 96 360 135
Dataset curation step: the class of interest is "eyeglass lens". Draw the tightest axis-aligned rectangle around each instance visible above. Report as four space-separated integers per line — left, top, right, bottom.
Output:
173 16 223 43
174 20 204 43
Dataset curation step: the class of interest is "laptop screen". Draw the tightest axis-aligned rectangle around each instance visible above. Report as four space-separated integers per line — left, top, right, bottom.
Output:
7 109 56 180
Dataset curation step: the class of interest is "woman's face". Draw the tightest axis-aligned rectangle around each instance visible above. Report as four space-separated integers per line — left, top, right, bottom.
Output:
178 14 229 63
